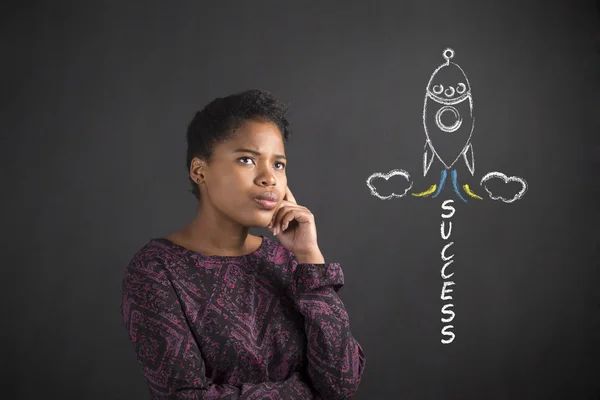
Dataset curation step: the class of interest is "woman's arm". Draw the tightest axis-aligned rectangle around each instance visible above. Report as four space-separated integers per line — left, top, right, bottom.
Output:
121 260 317 399
285 259 367 400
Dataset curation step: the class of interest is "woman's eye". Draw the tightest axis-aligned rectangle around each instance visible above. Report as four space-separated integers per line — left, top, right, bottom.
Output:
239 157 285 169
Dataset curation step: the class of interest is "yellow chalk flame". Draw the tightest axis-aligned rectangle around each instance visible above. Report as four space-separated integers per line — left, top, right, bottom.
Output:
463 184 483 200
412 184 437 197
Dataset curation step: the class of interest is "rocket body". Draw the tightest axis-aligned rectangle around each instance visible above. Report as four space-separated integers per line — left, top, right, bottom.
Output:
423 49 475 176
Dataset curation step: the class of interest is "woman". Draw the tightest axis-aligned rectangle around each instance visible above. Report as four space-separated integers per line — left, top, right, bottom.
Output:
121 89 366 399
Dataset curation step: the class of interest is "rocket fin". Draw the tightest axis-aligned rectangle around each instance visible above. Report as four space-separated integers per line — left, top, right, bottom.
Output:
463 143 475 176
424 141 435 177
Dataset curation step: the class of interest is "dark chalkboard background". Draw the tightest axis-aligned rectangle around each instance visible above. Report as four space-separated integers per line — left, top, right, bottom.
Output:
4 1 600 399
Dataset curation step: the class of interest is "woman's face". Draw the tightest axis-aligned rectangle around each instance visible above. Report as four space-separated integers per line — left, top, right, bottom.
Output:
195 119 288 228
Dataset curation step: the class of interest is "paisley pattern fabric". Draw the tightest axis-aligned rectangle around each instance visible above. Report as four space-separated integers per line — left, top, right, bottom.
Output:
121 234 366 399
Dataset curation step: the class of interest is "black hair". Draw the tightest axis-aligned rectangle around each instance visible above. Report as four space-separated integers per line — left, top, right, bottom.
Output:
186 89 291 201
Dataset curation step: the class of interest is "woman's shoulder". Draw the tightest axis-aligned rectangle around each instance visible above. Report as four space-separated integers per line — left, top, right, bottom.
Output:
258 235 295 261
124 238 180 275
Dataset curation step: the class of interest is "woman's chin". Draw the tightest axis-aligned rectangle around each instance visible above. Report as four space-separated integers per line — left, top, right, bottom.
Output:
243 219 271 230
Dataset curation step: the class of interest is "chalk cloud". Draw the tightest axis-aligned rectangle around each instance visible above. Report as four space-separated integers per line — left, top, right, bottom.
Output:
366 169 413 200
480 171 527 203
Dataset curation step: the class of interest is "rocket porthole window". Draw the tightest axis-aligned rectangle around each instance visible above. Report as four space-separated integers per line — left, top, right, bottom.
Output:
444 86 455 97
435 105 463 133
456 83 466 94
433 84 444 95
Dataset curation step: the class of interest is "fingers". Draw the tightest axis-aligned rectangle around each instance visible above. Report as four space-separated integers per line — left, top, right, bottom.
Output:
279 211 297 233
270 205 306 235
271 205 290 235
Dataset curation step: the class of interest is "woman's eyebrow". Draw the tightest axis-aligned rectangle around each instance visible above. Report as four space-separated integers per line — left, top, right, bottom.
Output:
232 148 287 160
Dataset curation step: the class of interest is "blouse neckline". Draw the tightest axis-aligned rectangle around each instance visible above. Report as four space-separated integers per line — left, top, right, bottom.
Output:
151 234 268 260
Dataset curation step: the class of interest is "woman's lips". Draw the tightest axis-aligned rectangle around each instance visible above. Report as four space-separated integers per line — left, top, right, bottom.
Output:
254 198 277 210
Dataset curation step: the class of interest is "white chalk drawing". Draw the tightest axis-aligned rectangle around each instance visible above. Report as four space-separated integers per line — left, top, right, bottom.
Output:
365 48 531 345
423 47 475 177
480 172 528 203
365 169 413 200
440 199 456 344
366 47 528 204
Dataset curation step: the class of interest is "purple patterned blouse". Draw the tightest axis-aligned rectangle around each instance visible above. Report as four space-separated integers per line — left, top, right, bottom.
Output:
121 234 366 399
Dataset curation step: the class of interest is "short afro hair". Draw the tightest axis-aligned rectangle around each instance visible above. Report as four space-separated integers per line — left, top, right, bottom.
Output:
186 89 291 201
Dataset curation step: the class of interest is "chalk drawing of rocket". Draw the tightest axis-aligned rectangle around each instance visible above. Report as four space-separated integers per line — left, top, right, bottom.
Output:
365 47 527 204
415 48 478 202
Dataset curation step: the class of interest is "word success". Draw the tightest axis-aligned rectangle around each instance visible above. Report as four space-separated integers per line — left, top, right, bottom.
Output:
440 199 456 344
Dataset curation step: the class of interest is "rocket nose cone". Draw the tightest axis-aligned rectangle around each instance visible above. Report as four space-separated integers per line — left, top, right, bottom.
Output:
427 63 471 100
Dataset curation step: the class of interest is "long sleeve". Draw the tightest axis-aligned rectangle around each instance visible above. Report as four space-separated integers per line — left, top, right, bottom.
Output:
285 259 366 400
121 260 318 399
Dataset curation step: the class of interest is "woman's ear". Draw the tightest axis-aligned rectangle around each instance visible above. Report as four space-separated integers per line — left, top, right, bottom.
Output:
190 158 205 184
